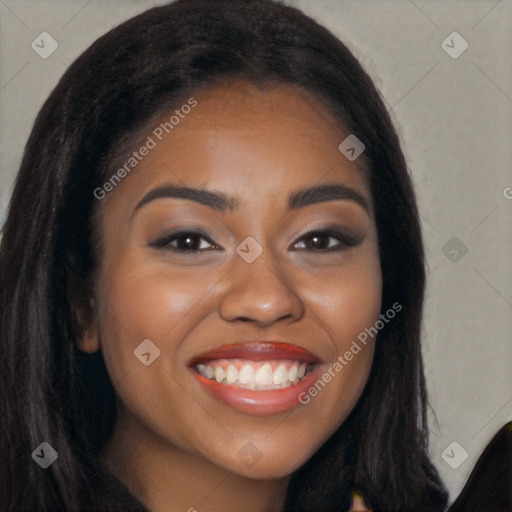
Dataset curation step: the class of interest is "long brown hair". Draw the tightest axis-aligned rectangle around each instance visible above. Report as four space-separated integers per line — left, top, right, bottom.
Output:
0 1 448 510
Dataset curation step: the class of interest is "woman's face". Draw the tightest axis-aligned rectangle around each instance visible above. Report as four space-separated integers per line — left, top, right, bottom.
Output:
82 81 382 479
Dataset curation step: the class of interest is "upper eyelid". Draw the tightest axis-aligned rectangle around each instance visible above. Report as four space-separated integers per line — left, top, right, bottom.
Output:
151 226 357 250
150 228 217 248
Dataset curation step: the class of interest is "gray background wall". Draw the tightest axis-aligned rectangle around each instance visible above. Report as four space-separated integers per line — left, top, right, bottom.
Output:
1 0 510 505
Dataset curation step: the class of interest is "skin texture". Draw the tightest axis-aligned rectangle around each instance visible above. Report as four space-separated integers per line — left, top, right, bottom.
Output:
79 81 382 512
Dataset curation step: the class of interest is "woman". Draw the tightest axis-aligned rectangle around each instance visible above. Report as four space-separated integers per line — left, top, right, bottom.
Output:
0 0 450 510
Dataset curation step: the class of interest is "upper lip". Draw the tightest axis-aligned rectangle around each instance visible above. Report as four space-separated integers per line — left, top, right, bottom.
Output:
189 341 323 366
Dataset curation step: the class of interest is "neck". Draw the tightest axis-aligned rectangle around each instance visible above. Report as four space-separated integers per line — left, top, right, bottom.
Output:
102 412 290 512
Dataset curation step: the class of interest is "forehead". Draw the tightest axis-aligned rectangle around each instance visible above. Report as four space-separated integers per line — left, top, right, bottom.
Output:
103 80 371 215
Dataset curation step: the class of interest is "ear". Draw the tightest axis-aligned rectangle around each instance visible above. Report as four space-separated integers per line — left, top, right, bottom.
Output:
76 298 100 354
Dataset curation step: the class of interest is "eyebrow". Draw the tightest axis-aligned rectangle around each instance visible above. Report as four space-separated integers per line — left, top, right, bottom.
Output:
133 183 369 215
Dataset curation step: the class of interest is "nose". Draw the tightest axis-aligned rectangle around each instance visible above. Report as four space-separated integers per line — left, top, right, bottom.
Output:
219 249 304 327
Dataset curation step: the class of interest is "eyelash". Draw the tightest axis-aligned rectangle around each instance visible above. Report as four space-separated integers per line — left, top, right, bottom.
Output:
150 226 361 254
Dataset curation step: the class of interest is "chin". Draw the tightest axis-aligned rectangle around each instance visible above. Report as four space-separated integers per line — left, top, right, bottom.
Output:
203 439 321 481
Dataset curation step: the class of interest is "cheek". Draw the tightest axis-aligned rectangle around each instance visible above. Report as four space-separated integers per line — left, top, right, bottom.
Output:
296 247 382 429
322 266 382 348
304 242 382 346
94 255 230 451
94 252 220 383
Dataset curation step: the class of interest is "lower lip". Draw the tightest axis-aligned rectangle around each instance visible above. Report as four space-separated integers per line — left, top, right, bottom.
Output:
191 365 324 415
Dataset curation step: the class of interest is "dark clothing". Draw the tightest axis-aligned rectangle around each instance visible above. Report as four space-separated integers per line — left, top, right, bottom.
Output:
448 421 512 512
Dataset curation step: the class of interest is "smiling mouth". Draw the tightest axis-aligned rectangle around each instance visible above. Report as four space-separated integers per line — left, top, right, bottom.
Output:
194 359 317 391
189 342 324 413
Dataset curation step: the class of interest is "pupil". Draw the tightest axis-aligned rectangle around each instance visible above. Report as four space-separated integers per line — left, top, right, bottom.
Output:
181 235 195 249
311 235 325 249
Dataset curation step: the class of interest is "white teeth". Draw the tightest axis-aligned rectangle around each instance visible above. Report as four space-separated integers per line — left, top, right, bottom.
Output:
289 362 298 382
238 364 255 386
255 364 273 386
226 364 238 384
204 365 214 379
273 364 288 386
214 366 225 383
195 360 312 390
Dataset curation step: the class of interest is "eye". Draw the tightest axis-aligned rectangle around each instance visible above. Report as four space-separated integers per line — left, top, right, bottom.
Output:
150 229 220 253
292 227 361 252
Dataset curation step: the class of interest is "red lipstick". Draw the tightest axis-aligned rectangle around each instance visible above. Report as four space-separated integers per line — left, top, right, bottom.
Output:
190 341 321 365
